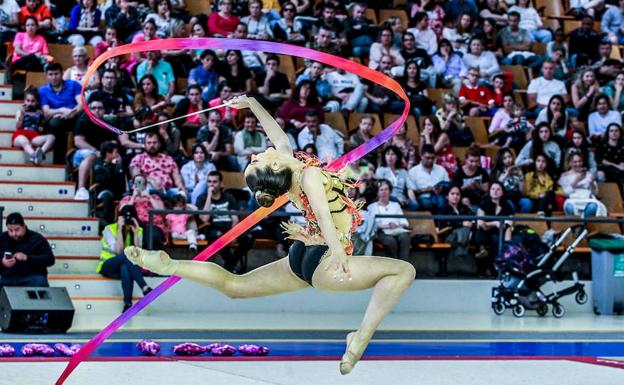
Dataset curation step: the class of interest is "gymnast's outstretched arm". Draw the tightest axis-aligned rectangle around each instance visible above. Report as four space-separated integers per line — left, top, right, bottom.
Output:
228 95 293 154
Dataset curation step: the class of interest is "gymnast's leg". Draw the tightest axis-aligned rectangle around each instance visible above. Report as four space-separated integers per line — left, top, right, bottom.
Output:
124 246 309 298
311 255 416 375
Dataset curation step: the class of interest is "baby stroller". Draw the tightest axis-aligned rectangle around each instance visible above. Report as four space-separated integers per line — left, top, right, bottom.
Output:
491 213 590 318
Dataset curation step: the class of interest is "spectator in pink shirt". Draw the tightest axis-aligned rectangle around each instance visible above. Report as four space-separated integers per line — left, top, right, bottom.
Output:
10 16 50 72
129 131 186 199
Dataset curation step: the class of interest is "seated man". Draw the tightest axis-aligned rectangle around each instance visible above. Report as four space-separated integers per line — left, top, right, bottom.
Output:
0 212 54 288
407 144 450 212
129 131 186 199
233 111 267 170
92 140 128 227
197 109 239 171
173 84 209 141
72 97 120 200
38 62 82 164
90 68 134 128
527 60 569 114
297 110 344 162
255 54 292 109
324 66 368 113
197 171 254 274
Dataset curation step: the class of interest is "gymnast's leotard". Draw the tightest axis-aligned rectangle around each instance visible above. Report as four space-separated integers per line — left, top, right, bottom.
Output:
283 153 363 285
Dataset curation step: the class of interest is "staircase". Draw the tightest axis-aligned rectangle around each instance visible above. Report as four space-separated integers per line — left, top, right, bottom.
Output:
0 74 155 327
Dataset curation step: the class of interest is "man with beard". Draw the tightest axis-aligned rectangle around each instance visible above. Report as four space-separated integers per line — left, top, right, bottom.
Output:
0 212 54 288
129 131 186 199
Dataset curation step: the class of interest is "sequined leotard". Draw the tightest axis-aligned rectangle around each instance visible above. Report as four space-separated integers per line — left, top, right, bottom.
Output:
282 153 363 285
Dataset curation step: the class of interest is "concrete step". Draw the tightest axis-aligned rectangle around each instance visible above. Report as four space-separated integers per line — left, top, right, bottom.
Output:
0 198 88 217
0 70 6 84
0 101 21 116
0 164 65 181
46 236 101 256
0 181 74 199
0 115 14 131
50 256 99 275
0 85 13 100
0 147 53 164
16 216 99 236
50 275 165 300
0 130 11 146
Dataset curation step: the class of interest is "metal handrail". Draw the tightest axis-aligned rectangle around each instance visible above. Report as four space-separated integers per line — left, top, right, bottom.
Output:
144 208 624 251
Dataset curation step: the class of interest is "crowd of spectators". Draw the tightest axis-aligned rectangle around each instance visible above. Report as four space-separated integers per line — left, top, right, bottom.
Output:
2 0 624 277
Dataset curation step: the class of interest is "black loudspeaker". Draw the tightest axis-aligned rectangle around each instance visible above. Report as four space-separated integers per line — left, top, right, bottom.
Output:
0 287 75 333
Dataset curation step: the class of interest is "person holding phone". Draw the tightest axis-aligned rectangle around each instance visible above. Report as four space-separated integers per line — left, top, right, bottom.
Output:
98 205 152 313
0 212 55 288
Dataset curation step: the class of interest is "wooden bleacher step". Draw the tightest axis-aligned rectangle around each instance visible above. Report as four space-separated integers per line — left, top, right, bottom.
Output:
0 164 65 181
0 198 88 218
0 181 75 199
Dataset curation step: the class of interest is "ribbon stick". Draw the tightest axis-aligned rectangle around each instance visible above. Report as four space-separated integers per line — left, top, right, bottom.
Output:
56 38 409 385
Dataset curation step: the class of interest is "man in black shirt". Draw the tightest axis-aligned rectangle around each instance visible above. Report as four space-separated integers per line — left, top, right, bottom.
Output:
93 140 128 227
0 213 55 288
399 31 434 86
72 97 119 200
255 54 292 110
90 69 134 129
569 15 603 67
197 171 254 274
197 110 239 171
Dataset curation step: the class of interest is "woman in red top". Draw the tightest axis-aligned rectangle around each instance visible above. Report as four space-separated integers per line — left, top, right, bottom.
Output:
18 0 52 30
277 80 324 130
207 0 240 37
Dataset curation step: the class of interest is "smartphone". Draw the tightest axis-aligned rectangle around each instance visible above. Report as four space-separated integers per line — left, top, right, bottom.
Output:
134 178 145 193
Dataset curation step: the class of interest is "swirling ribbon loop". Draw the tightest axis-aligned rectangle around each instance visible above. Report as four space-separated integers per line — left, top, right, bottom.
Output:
56 37 409 385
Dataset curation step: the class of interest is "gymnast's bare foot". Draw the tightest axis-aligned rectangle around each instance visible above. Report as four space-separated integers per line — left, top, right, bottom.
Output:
125 246 178 276
340 331 364 375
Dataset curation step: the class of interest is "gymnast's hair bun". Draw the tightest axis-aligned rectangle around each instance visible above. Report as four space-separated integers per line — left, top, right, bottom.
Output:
255 190 276 208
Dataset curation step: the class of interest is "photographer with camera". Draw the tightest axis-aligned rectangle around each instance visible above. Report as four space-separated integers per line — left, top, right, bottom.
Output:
0 212 55 288
98 205 152 313
118 174 167 251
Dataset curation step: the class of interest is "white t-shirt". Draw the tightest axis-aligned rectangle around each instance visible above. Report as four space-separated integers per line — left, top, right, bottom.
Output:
407 163 449 191
367 201 409 229
0 0 19 29
588 110 622 137
527 77 567 107
324 70 363 96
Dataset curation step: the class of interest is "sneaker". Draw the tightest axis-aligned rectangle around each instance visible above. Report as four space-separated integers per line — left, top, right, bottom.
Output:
33 148 44 166
189 243 198 252
74 187 89 200
122 303 132 313
142 287 152 296
475 248 488 259
197 234 206 241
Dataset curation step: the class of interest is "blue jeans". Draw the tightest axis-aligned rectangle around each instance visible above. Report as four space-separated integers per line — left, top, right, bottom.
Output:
408 193 447 212
564 202 598 217
0 274 49 288
100 253 148 305
351 35 373 58
530 29 553 43
509 197 533 213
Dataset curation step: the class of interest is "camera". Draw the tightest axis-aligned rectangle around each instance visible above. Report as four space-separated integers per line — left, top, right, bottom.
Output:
123 210 134 224
4 251 13 259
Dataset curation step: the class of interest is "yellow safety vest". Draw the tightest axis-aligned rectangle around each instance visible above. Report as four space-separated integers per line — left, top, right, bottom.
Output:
97 223 143 273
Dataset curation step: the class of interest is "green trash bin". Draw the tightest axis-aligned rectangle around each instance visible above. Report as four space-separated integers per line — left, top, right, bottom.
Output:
588 236 624 315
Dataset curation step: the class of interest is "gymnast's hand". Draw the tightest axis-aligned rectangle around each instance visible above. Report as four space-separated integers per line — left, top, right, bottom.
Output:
227 95 251 109
325 248 351 281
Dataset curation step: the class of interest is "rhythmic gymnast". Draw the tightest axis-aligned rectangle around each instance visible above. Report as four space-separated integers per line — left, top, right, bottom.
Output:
124 95 416 375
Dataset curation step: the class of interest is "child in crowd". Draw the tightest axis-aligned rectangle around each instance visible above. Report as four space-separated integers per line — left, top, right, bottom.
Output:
166 195 204 251
12 87 55 166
